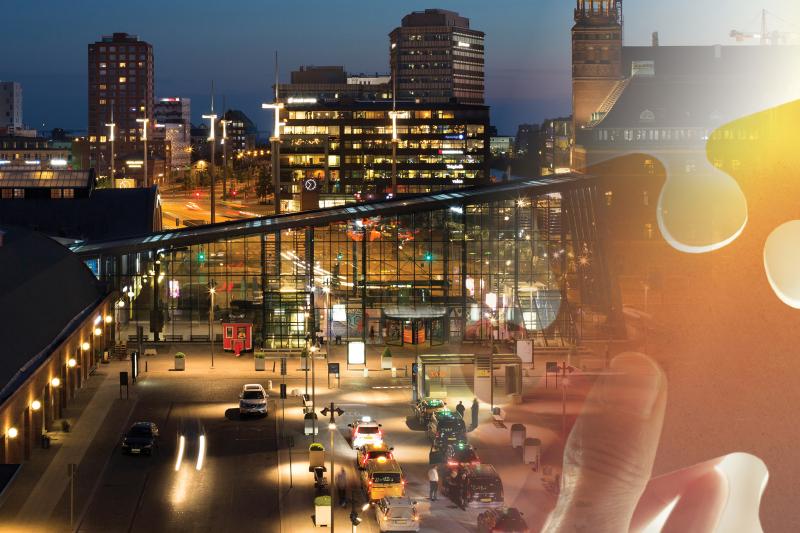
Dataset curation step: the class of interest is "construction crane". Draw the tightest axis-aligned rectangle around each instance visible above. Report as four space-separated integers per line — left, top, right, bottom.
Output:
731 9 797 45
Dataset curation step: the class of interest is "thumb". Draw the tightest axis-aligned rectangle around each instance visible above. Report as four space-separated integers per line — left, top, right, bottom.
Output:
544 352 667 532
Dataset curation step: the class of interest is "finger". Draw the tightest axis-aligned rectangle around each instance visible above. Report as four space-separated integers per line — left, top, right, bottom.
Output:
661 469 728 533
543 352 667 533
630 458 724 530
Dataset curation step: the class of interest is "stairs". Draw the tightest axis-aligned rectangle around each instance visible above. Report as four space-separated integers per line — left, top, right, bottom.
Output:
587 78 631 127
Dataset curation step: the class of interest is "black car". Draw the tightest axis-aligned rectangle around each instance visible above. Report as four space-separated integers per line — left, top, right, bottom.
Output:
427 409 467 445
443 464 504 509
477 507 529 533
121 422 159 455
412 397 446 425
444 442 480 468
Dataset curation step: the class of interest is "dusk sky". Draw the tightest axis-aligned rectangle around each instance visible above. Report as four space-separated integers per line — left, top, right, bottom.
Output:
3 0 798 135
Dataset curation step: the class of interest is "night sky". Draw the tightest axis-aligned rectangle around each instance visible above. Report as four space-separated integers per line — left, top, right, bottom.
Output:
3 0 798 135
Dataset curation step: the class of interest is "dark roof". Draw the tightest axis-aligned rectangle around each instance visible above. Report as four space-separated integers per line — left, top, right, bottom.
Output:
70 175 591 257
596 45 800 129
0 186 161 241
0 169 92 189
0 226 106 402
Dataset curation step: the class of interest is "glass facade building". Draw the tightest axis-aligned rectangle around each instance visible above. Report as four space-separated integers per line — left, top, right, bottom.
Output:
73 177 615 350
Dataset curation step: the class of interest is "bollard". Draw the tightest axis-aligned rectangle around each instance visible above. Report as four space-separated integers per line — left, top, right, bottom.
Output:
268 379 273 390
145 361 148 373
363 367 369 378
391 367 397 378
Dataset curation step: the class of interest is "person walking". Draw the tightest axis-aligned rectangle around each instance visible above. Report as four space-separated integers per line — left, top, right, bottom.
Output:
428 465 439 501
336 466 348 507
456 400 466 420
471 398 479 429
369 325 376 345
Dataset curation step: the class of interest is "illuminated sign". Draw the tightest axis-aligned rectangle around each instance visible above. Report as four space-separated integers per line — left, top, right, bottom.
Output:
446 164 464 170
457 41 470 48
287 97 317 104
445 134 465 140
348 341 366 365
24 160 41 165
50 159 68 167
159 97 181 102
303 178 318 191
452 179 464 184
439 149 463 155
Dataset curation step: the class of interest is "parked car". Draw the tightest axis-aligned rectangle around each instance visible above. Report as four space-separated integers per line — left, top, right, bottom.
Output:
443 441 480 469
374 496 420 532
413 397 447 425
477 507 529 533
121 421 159 455
427 409 466 445
239 383 268 416
443 464 504 509
349 416 383 449
357 442 394 469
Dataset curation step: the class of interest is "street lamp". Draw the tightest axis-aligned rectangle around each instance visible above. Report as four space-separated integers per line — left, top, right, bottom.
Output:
321 402 345 530
51 377 61 388
105 115 116 182
261 100 284 215
6 427 18 439
136 117 149 187
220 115 229 200
202 108 218 223
209 285 216 368
31 400 41 411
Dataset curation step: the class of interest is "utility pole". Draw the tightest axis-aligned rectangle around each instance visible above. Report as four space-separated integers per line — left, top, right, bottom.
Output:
390 50 399 196
209 285 216 368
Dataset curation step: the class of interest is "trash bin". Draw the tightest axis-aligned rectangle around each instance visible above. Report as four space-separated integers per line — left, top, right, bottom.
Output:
524 437 541 467
510 423 526 448
304 412 319 436
41 434 51 449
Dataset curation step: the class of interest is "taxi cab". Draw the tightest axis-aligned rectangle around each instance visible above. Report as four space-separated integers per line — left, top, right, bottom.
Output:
349 416 383 449
361 456 405 501
413 397 447 425
357 442 394 469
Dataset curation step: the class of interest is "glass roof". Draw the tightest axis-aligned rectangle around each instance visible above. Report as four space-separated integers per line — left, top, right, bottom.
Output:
0 170 91 188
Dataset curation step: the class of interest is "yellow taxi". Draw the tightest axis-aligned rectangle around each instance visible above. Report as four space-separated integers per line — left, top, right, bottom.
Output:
361 456 405 501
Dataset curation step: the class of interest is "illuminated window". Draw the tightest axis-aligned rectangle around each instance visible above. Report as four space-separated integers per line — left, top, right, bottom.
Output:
99 99 106 105
63 188 74 198
100 135 107 143
642 190 649 206
99 62 107 68
604 190 613 206
89 136 97 142
644 223 654 239
13 188 24 199
119 62 126 68
51 188 63 199
99 84 107 90
119 76 126 83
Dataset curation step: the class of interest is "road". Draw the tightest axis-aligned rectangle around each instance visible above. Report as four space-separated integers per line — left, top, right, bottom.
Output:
75 377 280 533
159 186 272 229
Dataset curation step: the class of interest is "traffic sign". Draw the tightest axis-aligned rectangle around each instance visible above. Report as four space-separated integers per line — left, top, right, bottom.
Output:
328 363 339 375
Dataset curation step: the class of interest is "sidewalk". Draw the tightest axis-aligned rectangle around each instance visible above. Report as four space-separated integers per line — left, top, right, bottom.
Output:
0 360 136 532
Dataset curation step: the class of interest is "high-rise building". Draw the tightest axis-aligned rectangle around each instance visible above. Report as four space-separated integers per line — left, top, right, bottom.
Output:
88 33 155 183
155 97 191 170
223 110 258 153
390 9 485 104
279 100 489 211
0 82 23 132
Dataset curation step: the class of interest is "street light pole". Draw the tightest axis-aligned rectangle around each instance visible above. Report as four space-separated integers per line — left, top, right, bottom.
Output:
105 109 115 183
136 117 149 187
321 402 345 531
262 50 284 215
209 286 216 368
202 83 218 224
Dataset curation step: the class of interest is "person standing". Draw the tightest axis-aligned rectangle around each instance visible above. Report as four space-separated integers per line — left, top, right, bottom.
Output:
471 398 479 429
456 400 466 419
428 465 439 501
336 467 348 507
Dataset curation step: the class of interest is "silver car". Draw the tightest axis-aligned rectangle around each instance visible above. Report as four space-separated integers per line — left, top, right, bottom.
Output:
239 384 268 416
374 496 420 532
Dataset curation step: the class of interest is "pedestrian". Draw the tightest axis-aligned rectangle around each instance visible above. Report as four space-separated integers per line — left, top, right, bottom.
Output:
456 400 466 419
428 465 439 501
336 467 348 507
471 398 479 429
369 325 376 344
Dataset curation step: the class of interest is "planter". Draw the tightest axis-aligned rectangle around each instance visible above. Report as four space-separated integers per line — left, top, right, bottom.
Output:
381 347 392 370
314 495 331 526
254 356 265 371
174 352 185 371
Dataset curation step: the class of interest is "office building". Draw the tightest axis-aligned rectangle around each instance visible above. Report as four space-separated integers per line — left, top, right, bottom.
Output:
540 118 573 175
0 82 23 132
155 97 191 170
390 9 485 104
223 109 258 153
277 66 392 103
87 33 155 184
0 136 71 169
489 136 514 157
279 100 490 211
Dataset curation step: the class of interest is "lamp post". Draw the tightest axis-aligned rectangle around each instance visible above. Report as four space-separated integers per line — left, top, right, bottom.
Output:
221 114 228 200
321 402 345 531
209 285 216 368
261 101 284 215
136 117 149 187
202 88 218 223
105 113 115 183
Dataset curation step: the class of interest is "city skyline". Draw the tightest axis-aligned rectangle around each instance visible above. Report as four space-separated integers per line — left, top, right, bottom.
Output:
4 0 797 135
